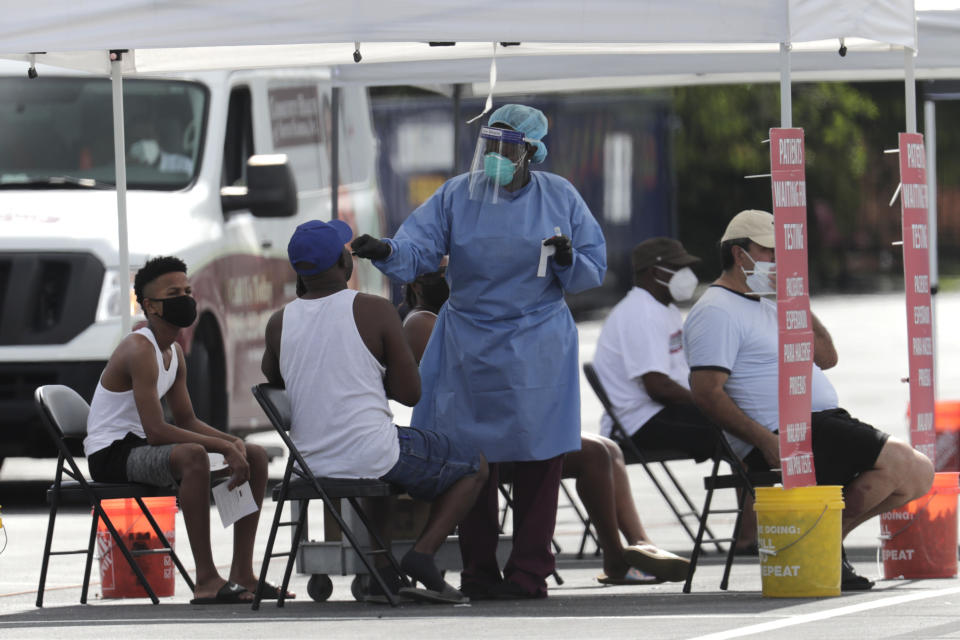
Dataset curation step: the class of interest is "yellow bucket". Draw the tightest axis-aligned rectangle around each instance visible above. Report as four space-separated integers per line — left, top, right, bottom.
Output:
754 485 844 597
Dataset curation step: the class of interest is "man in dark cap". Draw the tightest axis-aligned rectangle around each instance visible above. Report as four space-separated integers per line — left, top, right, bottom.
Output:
592 237 728 464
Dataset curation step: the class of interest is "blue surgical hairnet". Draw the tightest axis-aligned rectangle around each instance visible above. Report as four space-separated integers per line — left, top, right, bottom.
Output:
488 104 548 164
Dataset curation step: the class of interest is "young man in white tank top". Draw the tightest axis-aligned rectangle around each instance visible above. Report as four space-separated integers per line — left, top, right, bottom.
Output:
261 220 488 605
84 256 284 605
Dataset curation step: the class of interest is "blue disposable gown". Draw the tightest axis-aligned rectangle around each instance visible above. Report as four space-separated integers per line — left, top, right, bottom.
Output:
373 171 607 462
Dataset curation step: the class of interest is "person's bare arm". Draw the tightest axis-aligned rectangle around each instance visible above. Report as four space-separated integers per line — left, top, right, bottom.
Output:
402 312 437 364
810 311 838 370
356 294 421 406
689 368 779 467
261 308 284 387
641 371 694 406
129 339 249 486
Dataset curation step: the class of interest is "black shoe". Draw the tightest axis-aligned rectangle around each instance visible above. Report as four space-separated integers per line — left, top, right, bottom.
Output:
841 549 874 591
491 580 545 600
459 581 500 601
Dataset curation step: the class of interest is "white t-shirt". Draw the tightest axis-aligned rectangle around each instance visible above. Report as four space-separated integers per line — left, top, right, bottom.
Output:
280 291 399 479
593 287 689 438
682 285 839 458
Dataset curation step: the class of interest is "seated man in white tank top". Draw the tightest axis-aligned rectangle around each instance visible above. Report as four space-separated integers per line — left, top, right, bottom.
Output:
84 256 282 605
261 219 488 605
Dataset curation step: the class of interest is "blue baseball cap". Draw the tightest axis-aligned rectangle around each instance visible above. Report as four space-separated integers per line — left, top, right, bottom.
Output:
287 219 354 275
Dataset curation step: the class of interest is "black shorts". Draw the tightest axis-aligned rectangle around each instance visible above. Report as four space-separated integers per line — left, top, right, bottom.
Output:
86 431 148 483
617 403 724 463
743 408 889 486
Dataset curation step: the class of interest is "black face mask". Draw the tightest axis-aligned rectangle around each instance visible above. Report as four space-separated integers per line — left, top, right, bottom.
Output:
149 295 197 328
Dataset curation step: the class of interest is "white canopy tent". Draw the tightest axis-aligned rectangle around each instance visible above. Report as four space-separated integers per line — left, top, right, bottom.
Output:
0 0 952 333
0 0 919 55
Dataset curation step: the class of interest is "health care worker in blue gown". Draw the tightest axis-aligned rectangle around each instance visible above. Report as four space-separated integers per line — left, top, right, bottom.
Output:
352 104 606 599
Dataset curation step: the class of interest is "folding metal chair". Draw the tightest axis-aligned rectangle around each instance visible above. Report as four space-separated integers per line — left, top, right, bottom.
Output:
582 362 724 551
682 448 781 593
34 384 195 607
250 383 411 609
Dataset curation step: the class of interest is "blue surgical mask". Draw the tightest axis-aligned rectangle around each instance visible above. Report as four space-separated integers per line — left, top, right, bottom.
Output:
484 153 516 186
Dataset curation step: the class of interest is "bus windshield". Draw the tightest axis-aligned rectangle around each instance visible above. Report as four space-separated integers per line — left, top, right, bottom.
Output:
0 77 207 190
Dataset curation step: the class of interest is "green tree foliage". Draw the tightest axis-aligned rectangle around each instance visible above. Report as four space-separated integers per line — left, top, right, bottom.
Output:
673 81 908 291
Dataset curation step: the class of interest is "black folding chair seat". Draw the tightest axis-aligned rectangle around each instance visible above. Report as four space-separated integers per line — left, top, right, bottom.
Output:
582 362 726 553
251 384 410 609
34 384 195 607
273 477 401 501
682 456 781 593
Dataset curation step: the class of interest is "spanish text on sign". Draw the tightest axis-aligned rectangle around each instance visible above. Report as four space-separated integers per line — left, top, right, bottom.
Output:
785 310 808 330
783 342 812 363
914 305 931 325
786 421 808 443
919 368 932 387
785 453 813 475
786 277 805 297
789 375 807 395
779 138 803 165
916 412 933 432
912 224 928 249
903 184 928 209
906 143 925 169
773 181 807 208
912 337 933 356
915 274 929 294
783 224 804 250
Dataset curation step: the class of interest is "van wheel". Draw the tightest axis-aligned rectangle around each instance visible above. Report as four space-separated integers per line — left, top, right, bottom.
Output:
187 319 227 431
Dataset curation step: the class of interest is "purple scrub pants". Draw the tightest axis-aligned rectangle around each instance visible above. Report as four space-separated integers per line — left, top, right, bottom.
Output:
458 455 564 597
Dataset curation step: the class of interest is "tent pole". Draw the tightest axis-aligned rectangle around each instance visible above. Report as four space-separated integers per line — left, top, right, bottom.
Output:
905 48 917 134
779 42 792 128
331 86 340 220
452 83 463 174
110 51 131 337
924 98 939 401
925 99 938 292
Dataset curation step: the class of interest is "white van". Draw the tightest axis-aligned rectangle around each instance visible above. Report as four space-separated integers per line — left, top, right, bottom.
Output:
0 62 387 461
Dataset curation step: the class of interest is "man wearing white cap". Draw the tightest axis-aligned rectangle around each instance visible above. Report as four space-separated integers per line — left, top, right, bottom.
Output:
683 209 934 591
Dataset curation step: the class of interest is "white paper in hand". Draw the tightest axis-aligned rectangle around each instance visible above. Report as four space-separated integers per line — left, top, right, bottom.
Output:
212 479 259 528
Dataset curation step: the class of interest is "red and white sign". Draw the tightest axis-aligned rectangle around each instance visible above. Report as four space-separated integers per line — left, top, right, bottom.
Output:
898 132 936 464
770 128 817 488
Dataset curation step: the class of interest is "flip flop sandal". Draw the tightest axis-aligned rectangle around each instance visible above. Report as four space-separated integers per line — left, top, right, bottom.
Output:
398 583 469 604
596 567 662 585
190 581 252 605
623 543 691 583
255 581 296 600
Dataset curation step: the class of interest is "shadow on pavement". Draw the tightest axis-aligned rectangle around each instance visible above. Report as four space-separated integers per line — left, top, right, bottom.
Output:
1 590 808 629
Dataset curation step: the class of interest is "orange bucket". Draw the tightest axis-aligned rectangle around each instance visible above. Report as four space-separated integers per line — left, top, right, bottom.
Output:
880 471 959 579
933 401 960 472
96 497 178 598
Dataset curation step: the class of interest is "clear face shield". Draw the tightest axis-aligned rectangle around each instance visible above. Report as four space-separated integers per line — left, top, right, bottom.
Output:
467 126 534 204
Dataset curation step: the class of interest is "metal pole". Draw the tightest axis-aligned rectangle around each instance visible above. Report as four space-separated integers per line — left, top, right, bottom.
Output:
925 98 939 401
925 99 939 292
452 84 463 174
779 42 792 128
905 48 917 134
330 86 340 220
110 51 131 337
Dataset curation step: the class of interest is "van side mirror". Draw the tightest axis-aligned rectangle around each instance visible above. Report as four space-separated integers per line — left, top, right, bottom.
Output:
220 154 297 218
